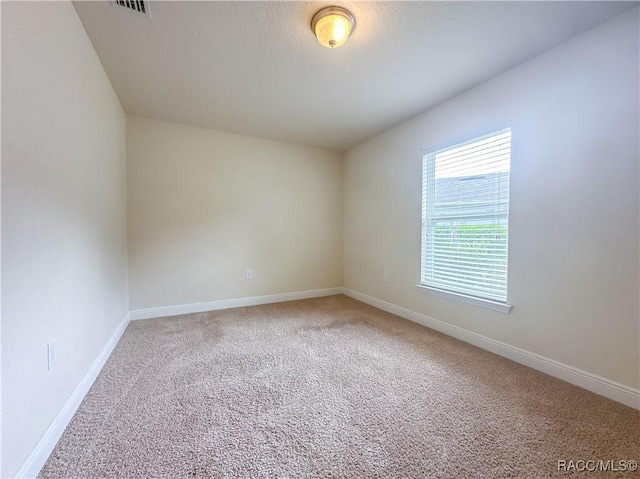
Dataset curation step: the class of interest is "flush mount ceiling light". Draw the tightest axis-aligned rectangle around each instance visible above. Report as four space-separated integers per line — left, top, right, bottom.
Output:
311 6 355 49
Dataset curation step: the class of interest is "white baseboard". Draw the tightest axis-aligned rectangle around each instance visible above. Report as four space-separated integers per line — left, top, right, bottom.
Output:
15 313 131 479
16 288 341 477
341 288 640 410
14 287 638 478
129 287 343 321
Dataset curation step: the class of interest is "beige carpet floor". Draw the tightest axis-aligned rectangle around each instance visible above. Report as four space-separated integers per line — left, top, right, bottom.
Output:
39 295 639 478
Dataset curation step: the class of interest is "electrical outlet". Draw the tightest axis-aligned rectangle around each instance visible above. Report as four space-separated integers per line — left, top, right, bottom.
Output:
47 340 58 370
383 272 389 282
245 269 253 280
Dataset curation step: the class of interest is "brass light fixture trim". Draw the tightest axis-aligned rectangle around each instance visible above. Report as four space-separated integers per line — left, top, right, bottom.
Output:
311 6 356 48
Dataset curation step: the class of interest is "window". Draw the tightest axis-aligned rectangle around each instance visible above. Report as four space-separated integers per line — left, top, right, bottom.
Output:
420 127 511 307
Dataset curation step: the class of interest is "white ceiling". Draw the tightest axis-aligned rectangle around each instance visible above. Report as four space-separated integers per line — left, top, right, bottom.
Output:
73 1 635 151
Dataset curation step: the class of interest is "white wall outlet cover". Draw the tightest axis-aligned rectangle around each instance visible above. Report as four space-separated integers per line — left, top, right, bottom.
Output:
245 269 253 280
47 340 58 370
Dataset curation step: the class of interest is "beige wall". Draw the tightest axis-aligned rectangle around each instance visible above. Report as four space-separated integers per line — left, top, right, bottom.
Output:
127 117 343 310
1 2 129 476
343 8 639 389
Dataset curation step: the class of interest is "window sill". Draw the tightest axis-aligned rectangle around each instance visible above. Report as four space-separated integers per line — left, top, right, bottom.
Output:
414 284 512 314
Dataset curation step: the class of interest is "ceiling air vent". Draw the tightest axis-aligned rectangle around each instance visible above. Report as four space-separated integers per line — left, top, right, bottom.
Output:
113 0 150 17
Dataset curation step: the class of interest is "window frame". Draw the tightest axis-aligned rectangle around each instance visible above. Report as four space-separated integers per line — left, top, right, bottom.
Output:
417 126 513 314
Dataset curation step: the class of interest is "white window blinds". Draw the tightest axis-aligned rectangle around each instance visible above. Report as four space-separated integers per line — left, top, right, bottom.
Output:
421 127 511 303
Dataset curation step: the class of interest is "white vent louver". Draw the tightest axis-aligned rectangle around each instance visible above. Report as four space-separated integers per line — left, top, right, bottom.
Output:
113 0 150 17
